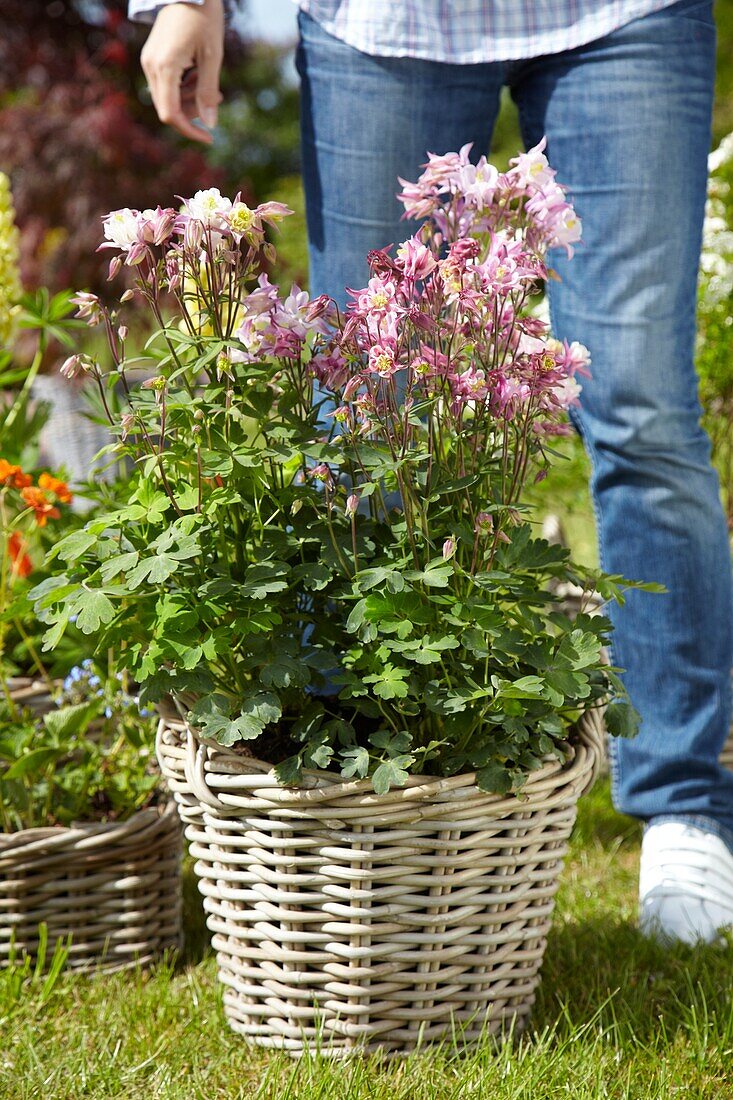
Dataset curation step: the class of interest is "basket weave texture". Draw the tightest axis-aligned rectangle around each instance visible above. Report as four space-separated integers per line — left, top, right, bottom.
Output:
157 708 604 1055
0 802 182 971
3 678 183 971
7 677 57 716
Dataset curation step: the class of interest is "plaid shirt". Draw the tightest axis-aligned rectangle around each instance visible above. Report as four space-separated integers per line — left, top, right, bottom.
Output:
129 1 678 63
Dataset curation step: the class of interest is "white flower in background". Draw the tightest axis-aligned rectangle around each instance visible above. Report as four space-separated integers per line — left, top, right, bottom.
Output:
102 208 140 251
552 374 583 409
185 188 233 229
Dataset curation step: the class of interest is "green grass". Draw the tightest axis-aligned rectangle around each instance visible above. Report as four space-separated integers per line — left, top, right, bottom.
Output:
3 780 732 1099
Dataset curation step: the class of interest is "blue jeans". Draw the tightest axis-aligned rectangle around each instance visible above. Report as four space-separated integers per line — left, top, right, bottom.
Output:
296 0 733 839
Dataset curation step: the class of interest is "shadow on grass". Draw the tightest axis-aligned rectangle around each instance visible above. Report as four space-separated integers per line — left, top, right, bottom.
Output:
178 856 212 968
571 777 642 851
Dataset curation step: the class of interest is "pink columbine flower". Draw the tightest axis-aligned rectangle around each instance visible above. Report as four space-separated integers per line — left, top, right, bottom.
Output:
357 277 398 317
307 463 333 485
508 137 554 189
396 177 439 220
59 354 83 379
475 512 494 534
120 412 135 440
395 237 437 280
141 375 167 392
443 537 456 560
450 157 499 209
368 342 397 378
271 285 331 350
345 493 359 517
449 237 481 263
255 201 294 226
139 206 177 246
71 292 103 326
550 375 583 409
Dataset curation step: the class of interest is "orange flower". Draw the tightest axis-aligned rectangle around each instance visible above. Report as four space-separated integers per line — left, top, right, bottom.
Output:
38 471 73 504
7 531 32 578
0 458 31 489
20 486 61 527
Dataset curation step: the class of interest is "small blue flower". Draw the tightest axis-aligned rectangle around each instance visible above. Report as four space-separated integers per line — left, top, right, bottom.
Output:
88 675 101 688
104 706 113 719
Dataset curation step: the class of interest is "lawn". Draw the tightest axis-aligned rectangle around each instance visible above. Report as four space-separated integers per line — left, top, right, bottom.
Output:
2 779 731 1100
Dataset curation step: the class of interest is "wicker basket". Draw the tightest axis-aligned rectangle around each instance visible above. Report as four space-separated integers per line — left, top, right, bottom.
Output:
157 709 604 1055
6 676 58 715
0 802 182 971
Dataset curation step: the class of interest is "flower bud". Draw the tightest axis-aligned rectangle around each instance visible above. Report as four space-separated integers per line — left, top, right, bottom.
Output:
345 493 359 517
59 354 82 379
443 537 456 561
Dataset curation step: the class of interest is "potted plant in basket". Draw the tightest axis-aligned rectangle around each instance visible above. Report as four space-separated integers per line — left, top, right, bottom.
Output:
0 661 181 970
34 140 653 1051
0 458 182 971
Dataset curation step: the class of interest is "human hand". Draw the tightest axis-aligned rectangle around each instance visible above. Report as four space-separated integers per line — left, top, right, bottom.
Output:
141 0 225 144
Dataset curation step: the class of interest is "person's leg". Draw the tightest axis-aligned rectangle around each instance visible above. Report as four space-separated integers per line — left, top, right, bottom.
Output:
296 10 504 307
510 0 733 836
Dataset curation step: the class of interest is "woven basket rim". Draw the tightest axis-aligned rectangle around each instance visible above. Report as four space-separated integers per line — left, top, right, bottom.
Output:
158 705 604 809
0 799 178 850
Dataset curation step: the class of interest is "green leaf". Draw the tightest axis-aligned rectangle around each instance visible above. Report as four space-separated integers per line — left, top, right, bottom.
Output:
475 764 514 795
372 755 413 794
363 665 410 700
43 702 99 739
426 472 480 502
605 701 641 739
274 754 303 785
29 574 72 609
51 530 97 563
354 567 390 592
69 589 115 634
261 656 310 690
545 669 591 700
190 691 281 747
493 675 546 700
555 629 602 671
290 563 332 591
126 554 179 589
238 691 282 734
240 562 289 599
4 747 60 780
42 614 71 652
405 558 454 588
346 598 367 633
340 746 370 780
100 551 139 583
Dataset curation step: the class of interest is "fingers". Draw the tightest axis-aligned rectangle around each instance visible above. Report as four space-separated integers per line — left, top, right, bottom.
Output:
143 57 213 144
195 43 224 130
139 0 226 146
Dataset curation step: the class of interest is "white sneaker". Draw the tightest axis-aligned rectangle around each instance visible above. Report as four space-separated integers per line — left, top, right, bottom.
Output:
639 821 733 945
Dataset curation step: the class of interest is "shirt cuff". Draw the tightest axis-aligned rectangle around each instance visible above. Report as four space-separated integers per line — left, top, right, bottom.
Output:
127 0 204 24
